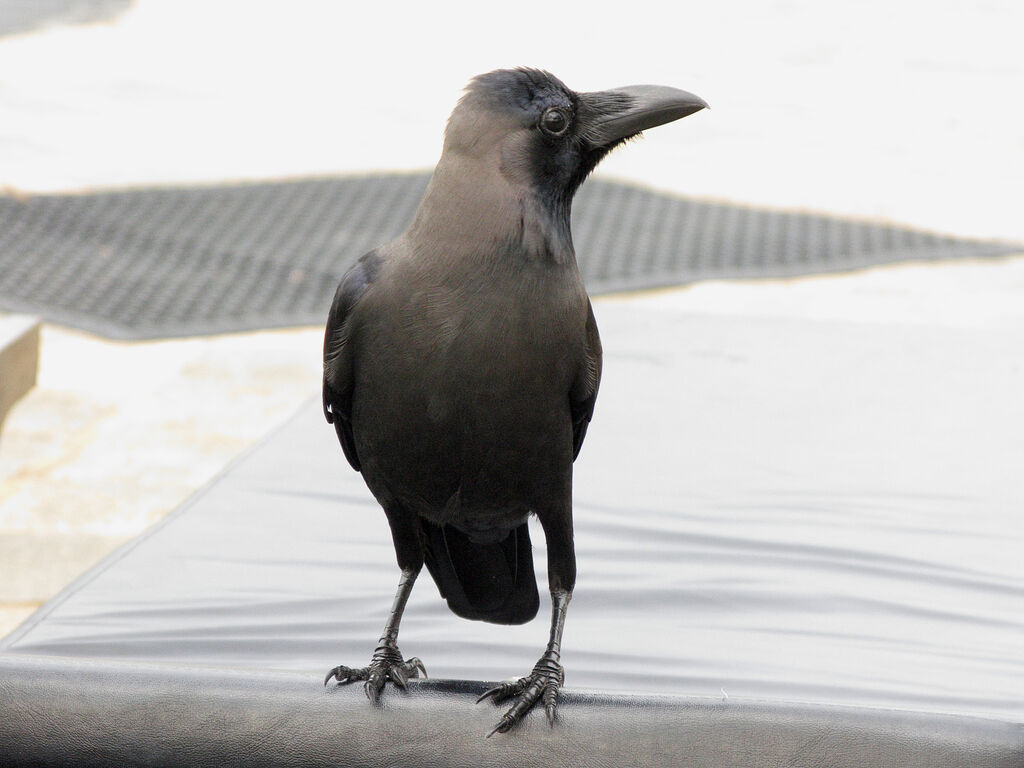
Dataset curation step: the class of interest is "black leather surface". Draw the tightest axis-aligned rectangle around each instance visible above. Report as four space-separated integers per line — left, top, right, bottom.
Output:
1 655 1021 767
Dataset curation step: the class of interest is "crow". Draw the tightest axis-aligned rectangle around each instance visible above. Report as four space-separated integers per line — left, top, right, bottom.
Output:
322 67 706 735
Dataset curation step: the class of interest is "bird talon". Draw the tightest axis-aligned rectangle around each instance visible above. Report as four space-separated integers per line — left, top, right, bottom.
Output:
364 677 384 703
410 658 428 679
477 679 526 705
389 665 408 688
483 656 564 735
324 666 354 686
325 643 421 701
476 685 503 704
486 717 514 738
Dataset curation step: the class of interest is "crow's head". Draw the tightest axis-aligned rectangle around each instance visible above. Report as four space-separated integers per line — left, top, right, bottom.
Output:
445 68 707 204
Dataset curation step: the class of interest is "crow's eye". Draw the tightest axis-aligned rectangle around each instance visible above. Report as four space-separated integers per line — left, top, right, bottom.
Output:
539 108 569 137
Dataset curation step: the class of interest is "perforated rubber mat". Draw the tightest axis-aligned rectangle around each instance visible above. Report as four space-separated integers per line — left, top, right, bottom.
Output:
0 0 130 37
0 174 1017 339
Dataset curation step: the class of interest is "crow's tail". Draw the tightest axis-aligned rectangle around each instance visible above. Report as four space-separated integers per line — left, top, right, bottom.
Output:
420 520 539 625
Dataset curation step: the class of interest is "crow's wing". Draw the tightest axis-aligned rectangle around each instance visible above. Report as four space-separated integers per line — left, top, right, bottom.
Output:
570 299 602 460
322 249 382 472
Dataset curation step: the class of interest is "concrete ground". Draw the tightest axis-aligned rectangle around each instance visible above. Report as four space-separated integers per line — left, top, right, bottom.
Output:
0 323 324 636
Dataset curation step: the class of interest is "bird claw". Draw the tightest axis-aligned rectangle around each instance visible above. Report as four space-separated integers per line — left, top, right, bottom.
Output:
390 663 409 689
323 643 426 703
410 657 428 678
486 716 515 739
544 685 558 725
479 654 564 735
476 678 527 704
324 664 355 686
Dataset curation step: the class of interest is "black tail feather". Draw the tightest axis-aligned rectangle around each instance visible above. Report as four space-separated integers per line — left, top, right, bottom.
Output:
420 520 539 625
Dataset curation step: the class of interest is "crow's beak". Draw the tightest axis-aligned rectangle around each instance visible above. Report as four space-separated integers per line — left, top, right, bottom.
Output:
578 85 708 149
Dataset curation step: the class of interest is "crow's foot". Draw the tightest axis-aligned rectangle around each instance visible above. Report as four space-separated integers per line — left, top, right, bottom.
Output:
477 653 564 736
324 642 426 702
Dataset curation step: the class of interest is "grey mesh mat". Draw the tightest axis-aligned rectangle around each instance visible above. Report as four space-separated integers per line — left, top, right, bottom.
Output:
1 174 1018 339
0 0 131 37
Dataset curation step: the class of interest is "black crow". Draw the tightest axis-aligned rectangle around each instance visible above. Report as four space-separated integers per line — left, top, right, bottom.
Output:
322 68 706 735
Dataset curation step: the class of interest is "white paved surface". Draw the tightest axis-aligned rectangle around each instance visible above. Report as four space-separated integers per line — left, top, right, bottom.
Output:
1 0 1022 638
0 326 324 635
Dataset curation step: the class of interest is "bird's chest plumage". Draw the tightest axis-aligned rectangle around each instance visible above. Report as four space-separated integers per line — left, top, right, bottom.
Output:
351 258 586 520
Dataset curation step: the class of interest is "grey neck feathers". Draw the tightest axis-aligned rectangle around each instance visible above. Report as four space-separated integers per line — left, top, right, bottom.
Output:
409 155 577 268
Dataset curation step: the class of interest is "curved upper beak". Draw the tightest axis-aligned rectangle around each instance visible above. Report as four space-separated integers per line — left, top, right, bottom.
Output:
578 85 708 149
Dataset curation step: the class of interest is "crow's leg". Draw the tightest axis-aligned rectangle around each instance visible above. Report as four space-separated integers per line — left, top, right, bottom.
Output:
324 567 427 700
478 507 575 735
325 506 426 701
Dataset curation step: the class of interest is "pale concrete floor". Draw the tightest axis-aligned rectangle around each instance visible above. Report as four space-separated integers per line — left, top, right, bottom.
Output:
0 324 325 637
3 253 1022 640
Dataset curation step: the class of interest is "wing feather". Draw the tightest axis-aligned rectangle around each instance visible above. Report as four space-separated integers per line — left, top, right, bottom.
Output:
570 299 602 460
322 249 383 471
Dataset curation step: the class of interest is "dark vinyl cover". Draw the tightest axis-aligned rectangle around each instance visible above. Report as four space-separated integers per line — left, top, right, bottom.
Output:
2 303 1023 764
1 656 1021 768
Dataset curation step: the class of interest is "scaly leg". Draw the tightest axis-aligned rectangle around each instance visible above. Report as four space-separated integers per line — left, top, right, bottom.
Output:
477 588 570 736
479 505 575 735
324 567 427 701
